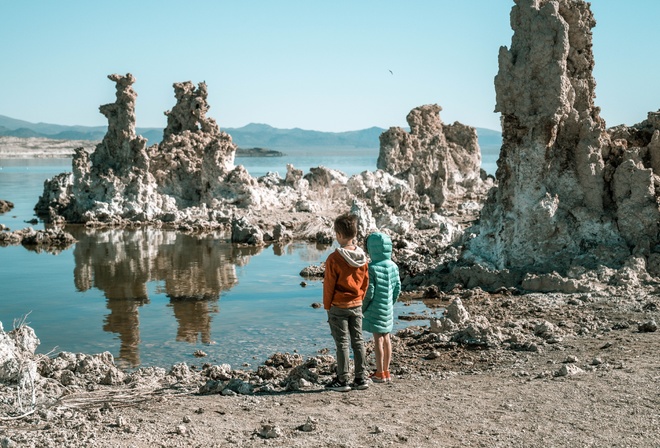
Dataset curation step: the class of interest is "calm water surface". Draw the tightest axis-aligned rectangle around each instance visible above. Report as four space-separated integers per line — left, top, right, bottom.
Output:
0 153 441 369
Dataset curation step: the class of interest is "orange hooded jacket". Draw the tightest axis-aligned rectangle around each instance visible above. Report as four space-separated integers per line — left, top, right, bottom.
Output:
323 246 369 310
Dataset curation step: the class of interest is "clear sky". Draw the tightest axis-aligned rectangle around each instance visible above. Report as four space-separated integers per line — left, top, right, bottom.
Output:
1 0 658 132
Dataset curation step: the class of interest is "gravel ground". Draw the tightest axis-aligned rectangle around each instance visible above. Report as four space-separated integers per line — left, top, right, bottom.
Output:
2 289 659 447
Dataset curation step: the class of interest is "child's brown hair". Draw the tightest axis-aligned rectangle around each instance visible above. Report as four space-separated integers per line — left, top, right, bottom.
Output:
334 213 358 239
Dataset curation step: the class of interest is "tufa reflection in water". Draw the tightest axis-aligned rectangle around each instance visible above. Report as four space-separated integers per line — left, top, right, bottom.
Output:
69 227 263 367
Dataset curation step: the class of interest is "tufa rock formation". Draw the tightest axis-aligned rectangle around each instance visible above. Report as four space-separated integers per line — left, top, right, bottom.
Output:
35 73 488 248
36 74 167 223
465 0 660 275
378 104 491 210
41 75 269 225
149 80 238 208
35 74 264 229
387 0 660 296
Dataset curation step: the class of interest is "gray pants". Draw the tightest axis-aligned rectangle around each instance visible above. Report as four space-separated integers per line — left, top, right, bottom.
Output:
327 305 367 383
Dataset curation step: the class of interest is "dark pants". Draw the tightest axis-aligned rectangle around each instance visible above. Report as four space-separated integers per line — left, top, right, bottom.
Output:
327 305 367 383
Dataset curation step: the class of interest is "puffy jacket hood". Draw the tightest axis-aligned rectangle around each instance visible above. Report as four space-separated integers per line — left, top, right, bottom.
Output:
336 246 368 267
366 232 392 262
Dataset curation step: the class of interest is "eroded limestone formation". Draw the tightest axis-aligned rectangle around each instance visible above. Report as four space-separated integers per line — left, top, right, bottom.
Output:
34 70 491 253
92 73 150 175
36 74 272 230
378 104 491 210
150 81 238 208
466 0 660 275
36 74 166 223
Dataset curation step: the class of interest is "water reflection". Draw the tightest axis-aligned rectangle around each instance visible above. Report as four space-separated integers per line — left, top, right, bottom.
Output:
70 227 263 367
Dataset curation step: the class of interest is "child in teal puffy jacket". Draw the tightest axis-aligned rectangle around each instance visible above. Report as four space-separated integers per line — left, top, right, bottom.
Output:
362 232 401 382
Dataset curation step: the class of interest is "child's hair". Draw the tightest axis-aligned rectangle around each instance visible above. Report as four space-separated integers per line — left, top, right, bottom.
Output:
334 213 358 239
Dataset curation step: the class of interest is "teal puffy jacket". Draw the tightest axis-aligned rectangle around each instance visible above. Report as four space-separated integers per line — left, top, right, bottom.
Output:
362 232 401 334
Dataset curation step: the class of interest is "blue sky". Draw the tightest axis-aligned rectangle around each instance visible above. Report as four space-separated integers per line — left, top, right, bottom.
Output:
2 0 658 132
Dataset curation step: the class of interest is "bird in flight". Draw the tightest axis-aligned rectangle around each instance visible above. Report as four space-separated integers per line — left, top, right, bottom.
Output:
389 70 393 75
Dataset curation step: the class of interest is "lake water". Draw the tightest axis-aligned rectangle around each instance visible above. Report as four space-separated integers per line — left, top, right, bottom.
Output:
1 151 462 369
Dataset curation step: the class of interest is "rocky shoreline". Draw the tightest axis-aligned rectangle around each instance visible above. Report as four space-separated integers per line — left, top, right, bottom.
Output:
1 285 658 446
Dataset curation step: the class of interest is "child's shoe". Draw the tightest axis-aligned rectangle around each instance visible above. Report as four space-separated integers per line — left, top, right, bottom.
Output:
369 371 386 383
384 370 392 382
325 377 351 392
351 377 371 390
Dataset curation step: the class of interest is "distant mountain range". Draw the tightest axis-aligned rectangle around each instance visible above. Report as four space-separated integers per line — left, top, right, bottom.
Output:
0 114 501 154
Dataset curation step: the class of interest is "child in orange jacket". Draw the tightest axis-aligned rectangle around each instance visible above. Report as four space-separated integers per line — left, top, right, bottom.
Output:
323 212 370 392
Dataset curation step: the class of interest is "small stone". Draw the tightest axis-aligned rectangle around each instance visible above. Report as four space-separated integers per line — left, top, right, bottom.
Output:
1 436 17 448
642 302 658 312
638 320 658 333
116 416 126 428
555 364 584 377
38 410 56 421
311 302 322 309
258 424 282 439
176 425 188 435
300 281 308 287
183 415 192 423
299 416 318 432
564 355 579 363
256 383 276 394
425 351 440 360
422 285 439 298
193 350 207 358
